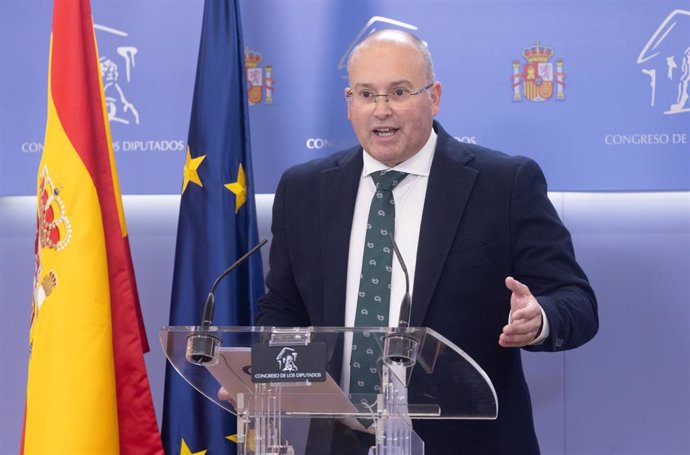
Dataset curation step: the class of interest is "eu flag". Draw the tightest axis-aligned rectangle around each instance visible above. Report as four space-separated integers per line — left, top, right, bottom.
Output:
161 0 264 453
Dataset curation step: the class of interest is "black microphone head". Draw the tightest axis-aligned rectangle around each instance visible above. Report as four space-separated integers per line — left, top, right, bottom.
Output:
186 332 220 365
383 332 418 368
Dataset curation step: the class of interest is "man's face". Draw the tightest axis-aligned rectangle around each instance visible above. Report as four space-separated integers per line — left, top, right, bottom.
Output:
346 40 441 167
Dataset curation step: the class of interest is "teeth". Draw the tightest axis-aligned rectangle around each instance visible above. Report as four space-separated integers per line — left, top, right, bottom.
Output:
374 128 395 137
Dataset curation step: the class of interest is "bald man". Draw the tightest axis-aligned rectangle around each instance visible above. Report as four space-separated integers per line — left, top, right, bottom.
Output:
257 30 598 454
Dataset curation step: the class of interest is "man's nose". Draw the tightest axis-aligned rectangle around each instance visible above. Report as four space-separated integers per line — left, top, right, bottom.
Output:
372 96 392 117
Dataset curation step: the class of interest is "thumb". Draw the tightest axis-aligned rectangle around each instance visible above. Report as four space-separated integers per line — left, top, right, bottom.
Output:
505 276 530 296
505 276 532 312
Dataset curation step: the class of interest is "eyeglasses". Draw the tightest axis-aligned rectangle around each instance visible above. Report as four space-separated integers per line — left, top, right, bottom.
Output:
346 83 435 110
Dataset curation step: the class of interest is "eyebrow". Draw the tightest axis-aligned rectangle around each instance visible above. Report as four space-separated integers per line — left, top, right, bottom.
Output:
351 80 414 90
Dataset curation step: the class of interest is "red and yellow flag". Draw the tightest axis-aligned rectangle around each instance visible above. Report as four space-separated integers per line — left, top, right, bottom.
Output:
22 1 163 454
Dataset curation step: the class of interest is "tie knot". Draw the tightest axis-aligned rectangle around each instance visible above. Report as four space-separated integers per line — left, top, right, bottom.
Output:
370 170 408 192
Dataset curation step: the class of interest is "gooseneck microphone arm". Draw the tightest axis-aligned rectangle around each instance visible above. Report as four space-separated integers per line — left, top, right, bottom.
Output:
388 232 411 328
384 232 419 368
186 239 268 365
200 238 268 327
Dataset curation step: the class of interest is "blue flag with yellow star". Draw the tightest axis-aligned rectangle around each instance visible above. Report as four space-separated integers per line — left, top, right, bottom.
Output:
161 0 264 453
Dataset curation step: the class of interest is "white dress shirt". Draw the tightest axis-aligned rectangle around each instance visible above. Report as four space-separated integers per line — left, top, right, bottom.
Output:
341 130 437 392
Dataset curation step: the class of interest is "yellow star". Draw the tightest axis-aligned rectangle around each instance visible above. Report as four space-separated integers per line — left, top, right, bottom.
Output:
182 146 206 193
180 438 207 455
228 430 255 451
224 163 247 213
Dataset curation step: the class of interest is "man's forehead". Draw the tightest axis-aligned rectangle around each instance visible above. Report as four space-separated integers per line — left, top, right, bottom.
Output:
348 44 425 84
353 38 418 58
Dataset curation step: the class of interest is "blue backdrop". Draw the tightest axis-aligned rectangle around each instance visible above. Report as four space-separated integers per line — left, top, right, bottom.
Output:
1 0 688 196
2 2 690 455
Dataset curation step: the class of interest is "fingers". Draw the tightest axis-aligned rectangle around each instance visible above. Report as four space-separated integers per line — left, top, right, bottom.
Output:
499 317 539 347
500 276 543 347
218 387 238 408
218 387 231 401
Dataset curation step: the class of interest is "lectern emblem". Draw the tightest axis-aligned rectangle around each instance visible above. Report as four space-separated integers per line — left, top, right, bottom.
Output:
276 347 298 372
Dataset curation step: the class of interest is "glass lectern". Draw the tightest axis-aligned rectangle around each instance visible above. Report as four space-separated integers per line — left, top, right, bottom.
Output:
161 326 497 455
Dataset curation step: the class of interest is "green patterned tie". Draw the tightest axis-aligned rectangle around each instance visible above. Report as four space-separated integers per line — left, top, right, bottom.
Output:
350 170 408 410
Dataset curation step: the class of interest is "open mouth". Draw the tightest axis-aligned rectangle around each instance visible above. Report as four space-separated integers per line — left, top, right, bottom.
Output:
373 127 399 137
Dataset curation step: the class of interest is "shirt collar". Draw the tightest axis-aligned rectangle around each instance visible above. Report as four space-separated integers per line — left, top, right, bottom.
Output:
362 128 437 178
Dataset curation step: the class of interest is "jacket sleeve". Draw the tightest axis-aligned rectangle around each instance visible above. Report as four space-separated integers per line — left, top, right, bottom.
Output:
509 158 599 351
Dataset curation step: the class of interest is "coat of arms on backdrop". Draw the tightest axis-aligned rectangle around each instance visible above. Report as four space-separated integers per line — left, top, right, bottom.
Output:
245 48 274 105
512 42 566 102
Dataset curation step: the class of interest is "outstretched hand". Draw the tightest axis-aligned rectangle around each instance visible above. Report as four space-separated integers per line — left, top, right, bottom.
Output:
499 276 543 348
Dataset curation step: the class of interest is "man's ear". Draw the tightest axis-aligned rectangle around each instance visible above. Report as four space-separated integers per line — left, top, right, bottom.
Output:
430 82 442 117
345 87 353 121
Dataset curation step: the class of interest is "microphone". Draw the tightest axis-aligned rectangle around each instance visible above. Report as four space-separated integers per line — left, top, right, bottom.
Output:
384 233 418 368
186 239 268 365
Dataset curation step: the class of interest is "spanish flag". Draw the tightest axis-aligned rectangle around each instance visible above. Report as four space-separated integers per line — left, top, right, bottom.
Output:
21 1 163 454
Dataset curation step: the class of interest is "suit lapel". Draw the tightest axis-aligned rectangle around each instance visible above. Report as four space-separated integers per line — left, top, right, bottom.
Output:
411 127 478 326
313 126 477 327
319 149 363 326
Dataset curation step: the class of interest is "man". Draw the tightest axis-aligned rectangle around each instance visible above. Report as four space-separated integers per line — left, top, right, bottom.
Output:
256 30 598 454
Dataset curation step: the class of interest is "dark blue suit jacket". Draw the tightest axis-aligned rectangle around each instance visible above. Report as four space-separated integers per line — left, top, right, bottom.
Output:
257 121 598 454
